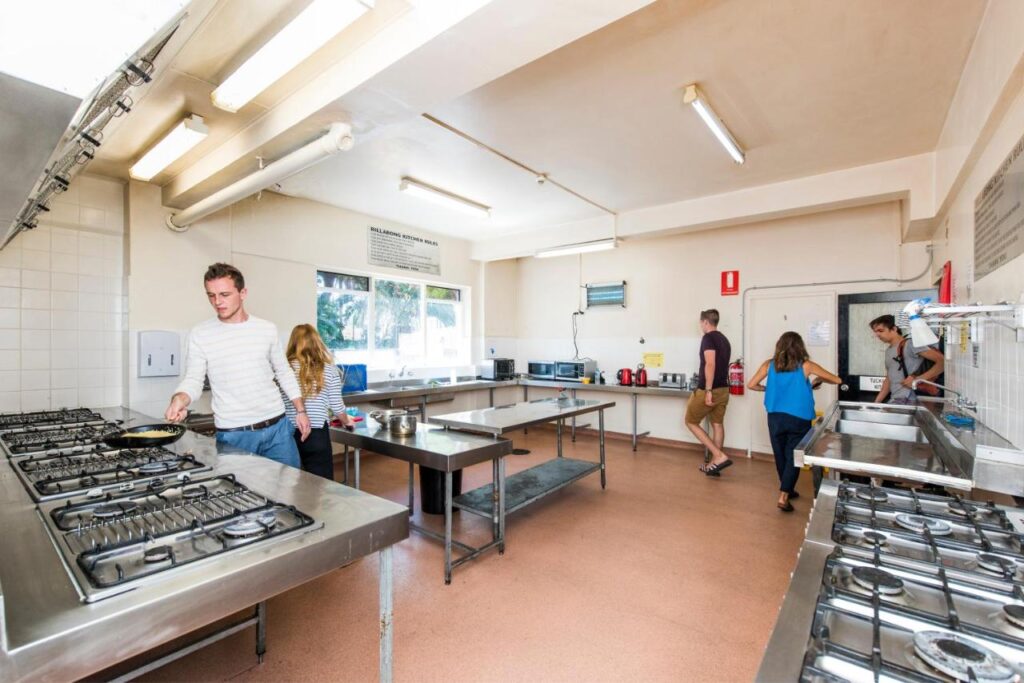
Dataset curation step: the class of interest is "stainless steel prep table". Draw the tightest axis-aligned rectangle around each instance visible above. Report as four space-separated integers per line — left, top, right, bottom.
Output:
430 397 614 523
330 422 512 584
0 407 408 683
518 379 690 450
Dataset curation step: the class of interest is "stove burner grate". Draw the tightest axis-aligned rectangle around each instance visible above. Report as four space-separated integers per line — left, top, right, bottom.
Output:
894 513 953 536
143 545 174 564
861 530 889 546
976 552 1016 575
92 501 140 519
855 487 889 503
222 512 278 539
850 566 904 595
912 631 1015 683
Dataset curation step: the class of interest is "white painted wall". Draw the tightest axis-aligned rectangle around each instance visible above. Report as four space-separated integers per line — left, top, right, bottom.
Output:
0 175 126 412
931 77 1024 449
124 183 483 418
503 202 931 452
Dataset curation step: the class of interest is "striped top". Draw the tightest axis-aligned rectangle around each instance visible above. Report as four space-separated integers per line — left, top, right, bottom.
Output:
283 362 345 429
175 316 302 429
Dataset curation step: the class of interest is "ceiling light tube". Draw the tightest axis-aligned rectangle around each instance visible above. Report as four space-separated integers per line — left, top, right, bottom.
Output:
211 0 373 112
165 122 353 231
536 238 617 259
129 114 209 181
683 84 745 164
399 177 490 218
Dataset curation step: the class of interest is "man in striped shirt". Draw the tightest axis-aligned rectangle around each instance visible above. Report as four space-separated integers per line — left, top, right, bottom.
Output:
165 263 311 468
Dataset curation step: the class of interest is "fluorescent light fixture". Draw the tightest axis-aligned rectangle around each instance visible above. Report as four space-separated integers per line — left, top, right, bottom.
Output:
0 0 189 98
129 115 209 181
536 238 617 259
399 177 490 218
683 84 745 164
211 0 372 112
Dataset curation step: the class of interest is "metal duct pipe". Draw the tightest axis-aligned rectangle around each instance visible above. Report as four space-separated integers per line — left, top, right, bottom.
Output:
165 122 353 231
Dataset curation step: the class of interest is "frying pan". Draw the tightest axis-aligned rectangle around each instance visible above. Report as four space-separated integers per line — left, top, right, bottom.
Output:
103 423 187 448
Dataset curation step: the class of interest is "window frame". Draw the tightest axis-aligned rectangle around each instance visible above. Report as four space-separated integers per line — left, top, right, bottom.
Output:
316 268 468 369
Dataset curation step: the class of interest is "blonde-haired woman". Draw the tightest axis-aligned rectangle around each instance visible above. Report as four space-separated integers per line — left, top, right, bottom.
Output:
283 324 353 479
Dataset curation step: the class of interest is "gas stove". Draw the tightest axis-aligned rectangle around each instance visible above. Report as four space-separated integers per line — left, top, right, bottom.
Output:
1 423 123 457
13 445 212 502
0 408 107 431
40 473 321 602
758 481 1024 683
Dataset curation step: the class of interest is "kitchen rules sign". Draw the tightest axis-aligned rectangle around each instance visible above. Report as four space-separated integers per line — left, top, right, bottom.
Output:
974 131 1024 280
368 226 441 276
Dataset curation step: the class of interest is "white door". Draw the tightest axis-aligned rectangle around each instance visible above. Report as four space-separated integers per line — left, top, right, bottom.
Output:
746 291 837 455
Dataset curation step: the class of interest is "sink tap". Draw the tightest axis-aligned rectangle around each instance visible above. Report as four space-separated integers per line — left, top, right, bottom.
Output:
398 365 408 378
911 379 977 411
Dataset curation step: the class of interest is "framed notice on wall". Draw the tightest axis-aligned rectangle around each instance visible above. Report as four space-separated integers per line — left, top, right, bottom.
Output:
974 132 1024 280
367 226 441 276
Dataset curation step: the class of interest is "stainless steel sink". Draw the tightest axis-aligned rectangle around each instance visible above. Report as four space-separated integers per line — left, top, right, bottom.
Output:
834 419 928 444
838 409 916 427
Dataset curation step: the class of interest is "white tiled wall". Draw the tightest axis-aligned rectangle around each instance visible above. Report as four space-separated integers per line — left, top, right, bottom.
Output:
945 322 1024 449
0 176 127 413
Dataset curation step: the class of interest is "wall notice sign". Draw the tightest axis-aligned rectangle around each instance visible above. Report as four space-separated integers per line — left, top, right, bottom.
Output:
974 131 1024 280
807 320 831 347
721 270 739 296
367 226 441 275
642 352 664 368
859 376 884 392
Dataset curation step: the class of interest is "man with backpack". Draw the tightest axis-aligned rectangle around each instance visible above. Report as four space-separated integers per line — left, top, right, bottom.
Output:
869 314 945 404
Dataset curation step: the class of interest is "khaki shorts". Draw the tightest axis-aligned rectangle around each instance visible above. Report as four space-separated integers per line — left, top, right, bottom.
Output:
685 388 730 425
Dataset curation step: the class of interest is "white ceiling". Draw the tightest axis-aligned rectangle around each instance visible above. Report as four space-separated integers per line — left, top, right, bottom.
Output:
86 0 987 245
279 0 986 240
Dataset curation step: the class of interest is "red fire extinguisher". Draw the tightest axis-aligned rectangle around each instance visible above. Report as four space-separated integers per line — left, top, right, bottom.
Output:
728 359 745 396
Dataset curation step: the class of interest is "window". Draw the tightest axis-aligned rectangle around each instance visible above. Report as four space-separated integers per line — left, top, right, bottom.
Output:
316 270 467 368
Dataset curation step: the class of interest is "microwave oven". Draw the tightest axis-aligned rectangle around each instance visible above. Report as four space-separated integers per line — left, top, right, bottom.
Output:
527 360 556 380
555 360 596 382
480 358 515 381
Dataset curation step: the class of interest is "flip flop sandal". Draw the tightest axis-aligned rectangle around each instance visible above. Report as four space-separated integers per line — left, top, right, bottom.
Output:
703 459 733 476
778 501 795 512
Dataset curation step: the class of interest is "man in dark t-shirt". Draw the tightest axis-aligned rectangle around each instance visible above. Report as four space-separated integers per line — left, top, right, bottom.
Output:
685 308 733 475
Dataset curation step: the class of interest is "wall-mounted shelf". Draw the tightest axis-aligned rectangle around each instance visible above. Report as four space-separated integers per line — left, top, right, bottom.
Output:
921 303 1024 343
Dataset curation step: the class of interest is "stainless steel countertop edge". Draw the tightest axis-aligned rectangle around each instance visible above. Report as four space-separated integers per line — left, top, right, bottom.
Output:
0 407 410 682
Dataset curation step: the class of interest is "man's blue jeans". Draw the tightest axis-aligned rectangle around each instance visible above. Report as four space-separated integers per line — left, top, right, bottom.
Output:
215 417 300 468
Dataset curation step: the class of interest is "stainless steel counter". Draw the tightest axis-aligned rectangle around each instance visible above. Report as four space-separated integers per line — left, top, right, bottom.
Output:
430 397 616 436
342 379 518 404
796 399 1024 494
0 407 409 682
518 378 692 397
331 423 512 584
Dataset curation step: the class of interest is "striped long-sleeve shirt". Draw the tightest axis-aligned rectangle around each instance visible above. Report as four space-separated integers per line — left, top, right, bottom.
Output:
284 362 345 429
175 316 302 429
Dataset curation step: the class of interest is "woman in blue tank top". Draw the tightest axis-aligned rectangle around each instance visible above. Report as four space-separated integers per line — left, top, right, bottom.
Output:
747 332 842 512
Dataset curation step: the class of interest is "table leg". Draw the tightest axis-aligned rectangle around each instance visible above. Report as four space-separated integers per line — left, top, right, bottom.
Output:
632 394 638 451
599 409 607 489
523 386 529 433
420 396 428 423
343 444 350 484
557 419 563 457
444 471 453 585
256 600 266 663
408 462 414 515
498 456 506 553
491 457 500 540
355 448 361 489
571 389 577 442
489 387 495 407
379 546 394 683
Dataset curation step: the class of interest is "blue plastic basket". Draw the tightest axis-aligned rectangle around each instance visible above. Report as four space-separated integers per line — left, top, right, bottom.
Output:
338 364 367 393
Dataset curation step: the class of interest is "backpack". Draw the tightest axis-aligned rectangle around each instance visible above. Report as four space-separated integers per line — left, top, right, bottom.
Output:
896 339 942 397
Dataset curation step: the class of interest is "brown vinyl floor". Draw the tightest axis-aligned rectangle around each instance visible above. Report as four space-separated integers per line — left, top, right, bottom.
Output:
136 430 810 682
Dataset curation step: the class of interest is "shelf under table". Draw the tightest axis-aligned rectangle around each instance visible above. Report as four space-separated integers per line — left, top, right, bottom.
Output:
453 457 600 517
